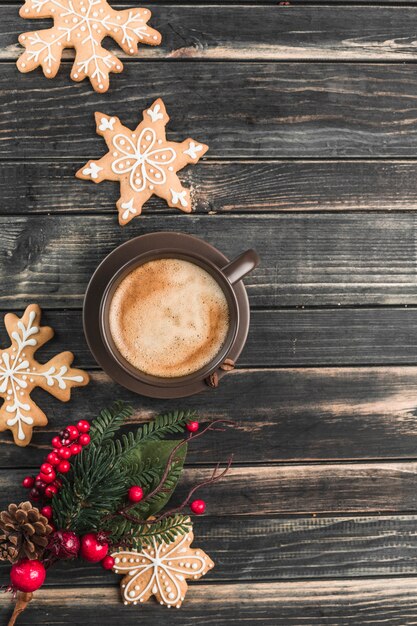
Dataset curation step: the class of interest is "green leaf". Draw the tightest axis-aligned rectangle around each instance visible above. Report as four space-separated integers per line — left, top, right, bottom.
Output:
126 439 187 517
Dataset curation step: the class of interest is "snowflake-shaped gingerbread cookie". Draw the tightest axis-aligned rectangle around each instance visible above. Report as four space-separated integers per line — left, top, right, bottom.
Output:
17 0 161 92
0 304 89 446
76 99 209 225
112 527 214 608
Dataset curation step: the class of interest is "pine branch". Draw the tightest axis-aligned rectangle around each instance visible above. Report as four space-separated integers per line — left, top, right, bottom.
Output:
112 515 192 551
111 410 197 461
89 401 133 447
53 402 133 532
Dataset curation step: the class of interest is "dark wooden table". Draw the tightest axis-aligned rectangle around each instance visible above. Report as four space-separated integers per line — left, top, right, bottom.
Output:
2 1 417 624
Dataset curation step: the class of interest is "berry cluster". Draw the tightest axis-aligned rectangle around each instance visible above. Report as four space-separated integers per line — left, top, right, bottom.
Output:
22 420 91 502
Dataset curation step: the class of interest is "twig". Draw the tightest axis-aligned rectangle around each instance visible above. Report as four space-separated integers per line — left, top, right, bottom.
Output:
139 420 234 505
117 456 233 526
150 455 233 524
111 419 235 523
7 592 33 626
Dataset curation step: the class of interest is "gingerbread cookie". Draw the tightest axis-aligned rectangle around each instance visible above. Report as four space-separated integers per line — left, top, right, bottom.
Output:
112 526 214 608
76 98 209 225
17 0 161 93
0 305 89 447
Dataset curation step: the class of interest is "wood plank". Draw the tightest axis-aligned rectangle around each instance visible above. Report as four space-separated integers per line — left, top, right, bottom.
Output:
3 515 417 587
5 160 417 214
1 579 416 625
5 6 417 61
4 213 417 306
5 463 417 515
1 0 413 3
5 307 417 370
5 366 417 467
0 582 332 625
2 63 417 158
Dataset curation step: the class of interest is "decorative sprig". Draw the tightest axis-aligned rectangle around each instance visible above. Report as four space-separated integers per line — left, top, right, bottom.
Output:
52 405 207 541
5 402 232 623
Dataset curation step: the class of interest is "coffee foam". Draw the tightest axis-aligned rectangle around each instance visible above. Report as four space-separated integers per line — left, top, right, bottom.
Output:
109 258 230 378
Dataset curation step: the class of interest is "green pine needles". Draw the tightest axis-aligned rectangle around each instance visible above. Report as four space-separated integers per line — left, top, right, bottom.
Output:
52 402 197 550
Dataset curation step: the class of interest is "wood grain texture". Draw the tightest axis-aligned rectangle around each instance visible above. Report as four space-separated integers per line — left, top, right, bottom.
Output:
7 306 417 368
5 213 417 306
4 308 417 369
5 160 417 214
1 579 416 626
6 463 417 515
3 514 417 587
2 63 417 158
4 367 417 467
5 6 417 61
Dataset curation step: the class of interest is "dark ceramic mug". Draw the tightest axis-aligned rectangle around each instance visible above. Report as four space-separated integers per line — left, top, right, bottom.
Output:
99 247 259 388
83 232 259 398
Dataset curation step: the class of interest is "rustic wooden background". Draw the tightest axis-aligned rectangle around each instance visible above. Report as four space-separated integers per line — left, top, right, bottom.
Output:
2 1 417 624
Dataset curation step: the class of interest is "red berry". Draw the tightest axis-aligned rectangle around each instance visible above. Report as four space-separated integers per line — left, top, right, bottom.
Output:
41 505 53 520
128 486 144 503
45 485 58 498
101 555 115 570
77 420 90 433
48 530 80 560
46 451 60 466
22 476 35 489
80 533 108 563
190 499 206 515
78 433 91 446
10 559 46 593
57 460 70 473
58 447 71 460
40 470 56 484
30 488 40 501
60 435 71 446
186 421 199 433
66 425 79 441
53 478 63 489
70 443 82 455
40 462 53 475
34 479 47 491
51 436 62 449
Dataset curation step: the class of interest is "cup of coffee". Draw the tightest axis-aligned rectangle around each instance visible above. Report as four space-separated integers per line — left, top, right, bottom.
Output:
83 232 259 398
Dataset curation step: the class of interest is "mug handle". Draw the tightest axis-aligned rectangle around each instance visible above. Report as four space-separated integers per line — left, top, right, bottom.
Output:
222 249 260 285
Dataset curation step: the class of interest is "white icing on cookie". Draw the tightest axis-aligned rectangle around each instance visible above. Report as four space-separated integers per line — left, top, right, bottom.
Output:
18 0 161 92
111 530 214 608
147 103 163 122
76 99 208 224
110 128 176 192
82 162 102 179
99 116 116 131
0 307 87 443
120 198 137 220
170 189 188 208
183 142 203 159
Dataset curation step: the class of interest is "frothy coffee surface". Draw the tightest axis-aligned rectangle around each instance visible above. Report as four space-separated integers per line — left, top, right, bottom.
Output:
109 258 230 378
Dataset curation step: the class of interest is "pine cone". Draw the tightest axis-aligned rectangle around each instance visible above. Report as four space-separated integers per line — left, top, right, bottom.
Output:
0 501 53 562
0 541 18 563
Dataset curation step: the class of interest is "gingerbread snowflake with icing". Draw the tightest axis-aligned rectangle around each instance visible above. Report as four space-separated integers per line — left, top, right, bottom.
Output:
0 304 89 447
76 98 209 225
112 526 214 608
17 0 161 92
